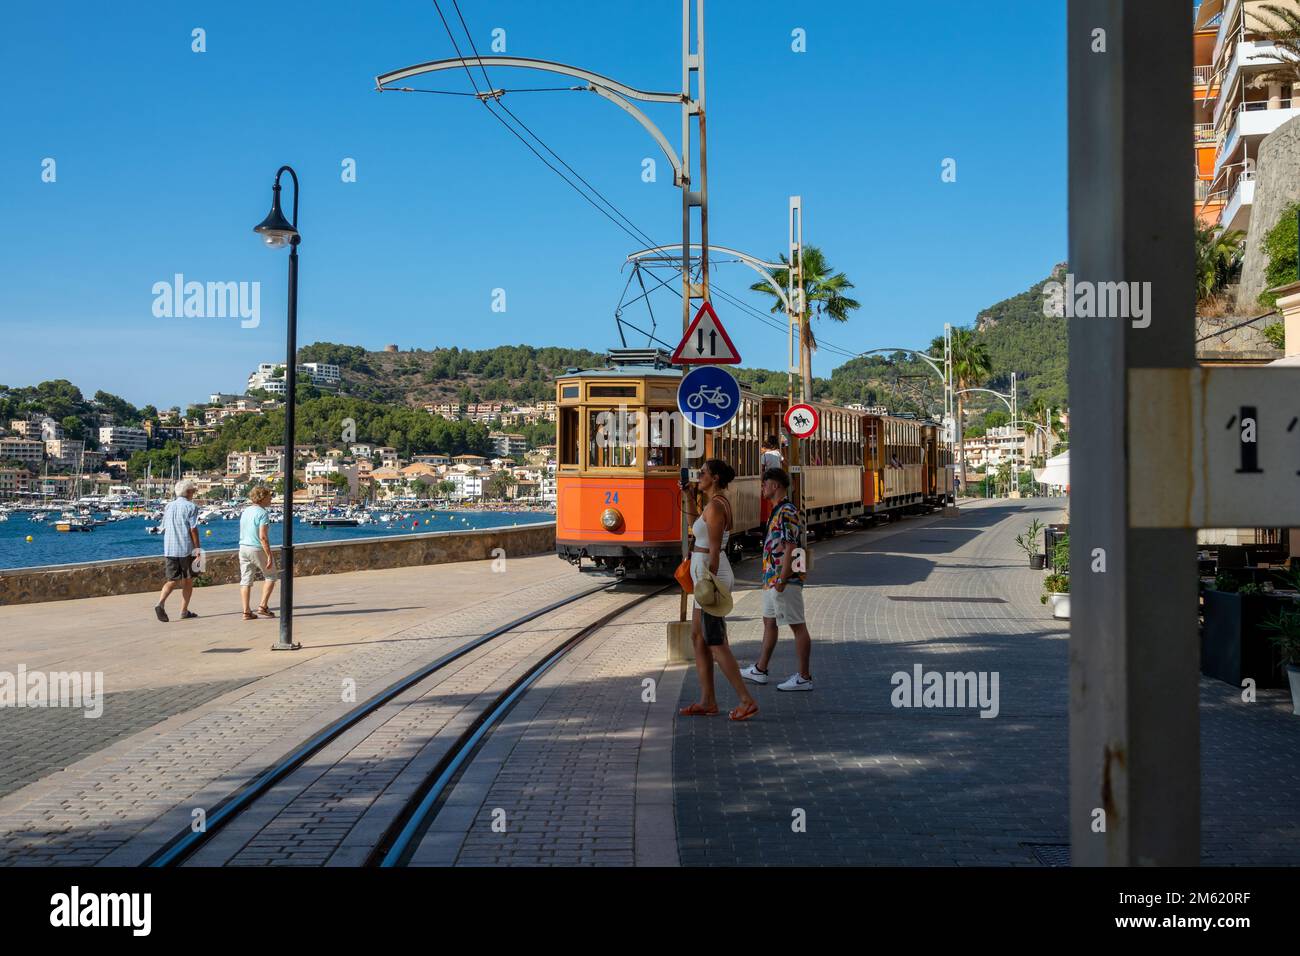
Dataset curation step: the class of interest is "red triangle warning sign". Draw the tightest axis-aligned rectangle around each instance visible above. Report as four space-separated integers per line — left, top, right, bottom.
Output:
670 301 742 365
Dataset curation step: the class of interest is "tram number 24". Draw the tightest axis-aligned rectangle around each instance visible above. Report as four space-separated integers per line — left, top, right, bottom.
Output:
604 491 619 504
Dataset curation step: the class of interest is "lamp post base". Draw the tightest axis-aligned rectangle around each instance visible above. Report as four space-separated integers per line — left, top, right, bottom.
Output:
270 642 302 651
666 620 693 663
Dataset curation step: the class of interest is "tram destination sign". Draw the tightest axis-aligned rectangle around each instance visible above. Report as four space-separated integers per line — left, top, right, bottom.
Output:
1130 366 1300 528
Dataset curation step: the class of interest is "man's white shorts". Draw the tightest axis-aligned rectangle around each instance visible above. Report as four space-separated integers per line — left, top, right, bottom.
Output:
762 582 806 626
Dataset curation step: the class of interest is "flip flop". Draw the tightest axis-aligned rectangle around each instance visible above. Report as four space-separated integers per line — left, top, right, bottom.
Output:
257 606 276 618
154 605 169 623
679 703 719 717
242 612 257 621
728 701 759 722
180 611 198 620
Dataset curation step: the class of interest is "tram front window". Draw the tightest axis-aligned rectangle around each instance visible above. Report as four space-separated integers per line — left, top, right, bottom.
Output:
588 409 639 468
646 408 681 468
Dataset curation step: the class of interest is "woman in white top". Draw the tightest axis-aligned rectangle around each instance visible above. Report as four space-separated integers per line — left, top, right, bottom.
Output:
761 434 783 474
679 458 759 722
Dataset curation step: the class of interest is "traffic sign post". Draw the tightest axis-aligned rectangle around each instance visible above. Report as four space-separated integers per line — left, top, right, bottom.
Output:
672 301 741 365
784 403 819 439
677 366 740 430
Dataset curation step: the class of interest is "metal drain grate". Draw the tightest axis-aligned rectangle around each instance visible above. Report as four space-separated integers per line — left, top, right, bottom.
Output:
202 648 251 654
1023 843 1071 866
887 596 1007 604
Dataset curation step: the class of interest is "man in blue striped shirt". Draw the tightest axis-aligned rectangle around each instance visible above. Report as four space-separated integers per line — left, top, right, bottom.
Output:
155 480 201 622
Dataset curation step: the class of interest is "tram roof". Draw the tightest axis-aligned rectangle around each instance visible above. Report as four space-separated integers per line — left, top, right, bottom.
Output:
558 365 684 379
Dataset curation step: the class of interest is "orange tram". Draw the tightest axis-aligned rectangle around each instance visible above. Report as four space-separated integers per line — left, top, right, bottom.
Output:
555 351 955 577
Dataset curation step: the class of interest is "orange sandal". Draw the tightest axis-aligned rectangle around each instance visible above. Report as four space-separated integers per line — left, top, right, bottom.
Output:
728 701 759 722
679 703 719 717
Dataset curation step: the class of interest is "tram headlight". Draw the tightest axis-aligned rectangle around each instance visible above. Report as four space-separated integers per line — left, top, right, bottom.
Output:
600 507 623 532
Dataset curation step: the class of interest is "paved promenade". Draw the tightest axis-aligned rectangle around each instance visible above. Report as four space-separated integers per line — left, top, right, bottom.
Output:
674 498 1300 866
1 499 1297 867
0 554 600 864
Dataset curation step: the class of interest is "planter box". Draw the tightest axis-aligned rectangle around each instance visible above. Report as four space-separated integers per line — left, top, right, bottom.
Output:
1048 592 1070 619
1201 590 1289 689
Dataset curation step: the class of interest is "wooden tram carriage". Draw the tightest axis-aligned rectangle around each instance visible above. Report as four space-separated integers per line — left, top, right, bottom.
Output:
555 352 954 577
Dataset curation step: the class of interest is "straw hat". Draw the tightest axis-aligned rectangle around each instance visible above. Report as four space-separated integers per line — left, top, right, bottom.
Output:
693 568 734 617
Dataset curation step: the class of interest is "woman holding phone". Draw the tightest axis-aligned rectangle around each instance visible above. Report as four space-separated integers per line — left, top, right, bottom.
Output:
678 458 759 722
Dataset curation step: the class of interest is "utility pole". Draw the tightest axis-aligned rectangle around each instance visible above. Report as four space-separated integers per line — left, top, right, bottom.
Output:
678 0 709 635
789 196 805 402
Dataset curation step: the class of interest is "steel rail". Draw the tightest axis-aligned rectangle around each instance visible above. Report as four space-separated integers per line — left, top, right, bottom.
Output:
373 583 673 867
142 579 617 867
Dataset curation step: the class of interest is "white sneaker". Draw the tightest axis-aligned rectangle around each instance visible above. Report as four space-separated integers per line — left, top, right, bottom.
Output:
740 664 769 685
776 673 813 692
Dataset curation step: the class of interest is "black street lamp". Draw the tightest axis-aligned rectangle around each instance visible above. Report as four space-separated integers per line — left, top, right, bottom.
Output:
254 165 302 651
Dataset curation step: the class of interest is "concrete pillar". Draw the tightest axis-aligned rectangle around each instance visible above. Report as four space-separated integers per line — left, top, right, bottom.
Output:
1068 0 1199 865
1273 280 1300 358
1269 82 1283 111
1270 281 1300 562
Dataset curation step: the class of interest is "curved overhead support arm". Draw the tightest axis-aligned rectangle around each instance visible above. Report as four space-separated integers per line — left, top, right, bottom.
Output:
377 56 689 186
586 86 684 185
1006 419 1053 438
955 387 1015 415
854 347 945 381
625 243 790 311
376 56 683 103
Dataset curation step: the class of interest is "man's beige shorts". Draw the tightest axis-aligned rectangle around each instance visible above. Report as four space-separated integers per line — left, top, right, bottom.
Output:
762 582 806 626
239 546 280 586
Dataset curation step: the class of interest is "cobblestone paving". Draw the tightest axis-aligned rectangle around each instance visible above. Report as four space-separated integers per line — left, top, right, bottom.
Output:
439 596 679 867
212 587 652 867
0 571 601 866
675 500 1300 866
0 679 254 799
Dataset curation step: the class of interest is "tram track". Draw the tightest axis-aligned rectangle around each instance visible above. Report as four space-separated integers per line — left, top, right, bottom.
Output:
142 579 644 868
369 583 672 867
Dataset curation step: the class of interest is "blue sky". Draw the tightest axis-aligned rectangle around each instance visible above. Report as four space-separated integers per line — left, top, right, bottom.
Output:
0 1 1065 409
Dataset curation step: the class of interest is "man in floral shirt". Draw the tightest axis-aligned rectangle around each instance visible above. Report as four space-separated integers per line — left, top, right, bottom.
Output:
741 466 814 692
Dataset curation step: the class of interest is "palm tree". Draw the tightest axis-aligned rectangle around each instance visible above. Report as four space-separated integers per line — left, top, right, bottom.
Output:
1195 225 1246 304
1247 5 1300 88
950 327 993 492
749 246 861 400
995 460 1013 497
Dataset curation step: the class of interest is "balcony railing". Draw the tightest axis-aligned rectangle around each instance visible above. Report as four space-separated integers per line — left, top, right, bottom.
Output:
1194 65 1213 85
1195 179 1211 201
1243 98 1292 111
1195 123 1216 144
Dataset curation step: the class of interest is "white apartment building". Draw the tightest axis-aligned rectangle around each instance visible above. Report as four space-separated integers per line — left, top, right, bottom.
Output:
98 425 148 454
44 438 85 466
40 417 63 441
247 361 341 394
961 425 1052 471
446 470 484 501
541 461 557 504
227 449 283 479
1196 0 1300 232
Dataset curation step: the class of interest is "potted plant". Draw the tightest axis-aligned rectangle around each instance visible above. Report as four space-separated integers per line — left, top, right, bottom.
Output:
1051 533 1070 574
1201 575 1290 689
1259 607 1300 715
1041 572 1070 619
1016 518 1046 570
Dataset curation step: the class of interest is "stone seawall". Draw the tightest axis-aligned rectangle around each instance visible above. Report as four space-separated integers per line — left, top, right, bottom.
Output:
0 523 556 606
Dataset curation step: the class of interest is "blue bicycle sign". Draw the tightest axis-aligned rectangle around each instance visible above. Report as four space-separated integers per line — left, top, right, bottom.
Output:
677 366 740 430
